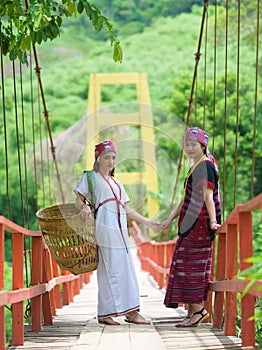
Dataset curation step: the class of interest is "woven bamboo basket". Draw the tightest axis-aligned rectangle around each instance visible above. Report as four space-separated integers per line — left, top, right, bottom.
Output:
36 203 98 275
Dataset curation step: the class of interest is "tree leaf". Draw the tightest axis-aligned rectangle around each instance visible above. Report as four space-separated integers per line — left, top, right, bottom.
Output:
113 42 123 63
77 1 84 14
34 11 43 28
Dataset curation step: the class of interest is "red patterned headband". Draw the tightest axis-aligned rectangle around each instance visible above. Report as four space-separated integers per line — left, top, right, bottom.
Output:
95 140 117 159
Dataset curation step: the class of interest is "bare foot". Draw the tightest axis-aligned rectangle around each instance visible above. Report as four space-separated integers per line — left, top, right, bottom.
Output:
175 316 191 327
125 312 150 324
98 317 120 325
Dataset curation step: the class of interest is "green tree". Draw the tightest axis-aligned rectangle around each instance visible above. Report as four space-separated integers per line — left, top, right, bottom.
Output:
0 0 122 63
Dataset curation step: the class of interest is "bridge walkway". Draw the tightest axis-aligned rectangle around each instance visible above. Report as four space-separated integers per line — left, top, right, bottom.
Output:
8 248 242 350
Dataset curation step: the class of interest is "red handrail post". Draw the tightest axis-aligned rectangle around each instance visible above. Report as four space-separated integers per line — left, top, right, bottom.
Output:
151 242 156 283
51 256 62 309
239 211 256 349
68 279 74 303
61 269 70 305
224 224 238 336
142 242 149 272
158 244 165 289
213 232 226 329
42 248 54 325
83 272 91 284
11 232 24 346
31 236 43 332
0 223 6 350
0 306 5 350
0 224 4 288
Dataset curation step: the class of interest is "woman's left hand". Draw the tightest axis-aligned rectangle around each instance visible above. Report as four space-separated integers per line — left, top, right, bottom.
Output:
80 206 92 220
145 220 162 233
210 222 221 231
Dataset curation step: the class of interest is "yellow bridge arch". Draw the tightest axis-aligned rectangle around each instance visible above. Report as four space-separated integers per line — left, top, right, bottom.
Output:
86 72 159 219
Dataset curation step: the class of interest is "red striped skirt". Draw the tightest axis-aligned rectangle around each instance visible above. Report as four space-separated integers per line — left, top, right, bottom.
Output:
164 229 213 308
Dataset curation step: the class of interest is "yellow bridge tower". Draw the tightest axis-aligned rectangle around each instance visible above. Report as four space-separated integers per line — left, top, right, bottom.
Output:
86 72 158 219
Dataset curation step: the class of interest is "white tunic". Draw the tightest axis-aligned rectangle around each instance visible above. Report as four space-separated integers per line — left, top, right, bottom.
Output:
74 171 140 317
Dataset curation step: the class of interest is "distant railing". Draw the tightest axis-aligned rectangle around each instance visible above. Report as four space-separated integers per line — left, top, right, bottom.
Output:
132 222 176 289
132 192 262 350
0 216 92 350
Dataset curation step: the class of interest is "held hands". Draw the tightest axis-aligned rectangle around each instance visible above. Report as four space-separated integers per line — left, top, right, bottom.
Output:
143 218 173 233
159 218 172 232
144 219 162 233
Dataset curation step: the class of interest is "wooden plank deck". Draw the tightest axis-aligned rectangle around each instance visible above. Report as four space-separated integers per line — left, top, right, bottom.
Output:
8 247 242 350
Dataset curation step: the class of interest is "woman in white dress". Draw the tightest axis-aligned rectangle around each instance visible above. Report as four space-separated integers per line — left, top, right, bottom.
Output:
74 140 159 325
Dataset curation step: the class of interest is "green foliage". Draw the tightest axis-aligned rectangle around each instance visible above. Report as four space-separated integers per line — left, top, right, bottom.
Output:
240 253 262 348
90 0 203 36
0 0 122 63
166 66 262 213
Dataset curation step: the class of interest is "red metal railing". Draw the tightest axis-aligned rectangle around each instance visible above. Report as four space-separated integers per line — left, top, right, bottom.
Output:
0 216 92 350
132 223 176 289
132 192 262 350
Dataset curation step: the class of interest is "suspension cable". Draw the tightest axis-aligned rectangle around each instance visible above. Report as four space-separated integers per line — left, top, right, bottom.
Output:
168 0 210 214
250 0 260 198
233 0 241 208
38 83 46 207
29 51 39 212
0 23 12 219
19 61 30 288
32 45 65 204
24 0 65 204
203 8 209 130
12 58 26 225
211 1 218 155
222 0 229 219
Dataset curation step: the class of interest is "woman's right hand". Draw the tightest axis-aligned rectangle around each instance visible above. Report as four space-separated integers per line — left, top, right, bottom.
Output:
146 220 162 233
80 205 92 220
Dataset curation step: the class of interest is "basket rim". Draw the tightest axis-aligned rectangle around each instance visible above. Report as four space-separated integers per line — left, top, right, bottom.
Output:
36 203 81 220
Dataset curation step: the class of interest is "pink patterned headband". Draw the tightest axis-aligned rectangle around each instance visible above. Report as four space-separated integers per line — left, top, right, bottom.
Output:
184 127 209 147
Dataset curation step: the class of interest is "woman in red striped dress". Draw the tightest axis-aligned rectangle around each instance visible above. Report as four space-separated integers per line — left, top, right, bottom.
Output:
162 127 221 327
